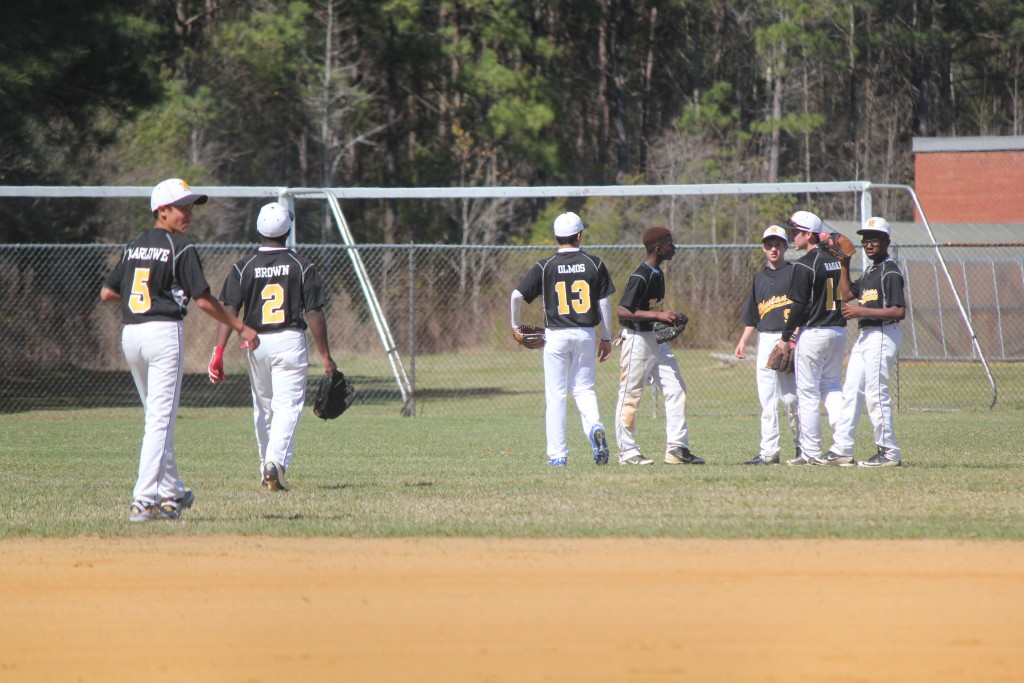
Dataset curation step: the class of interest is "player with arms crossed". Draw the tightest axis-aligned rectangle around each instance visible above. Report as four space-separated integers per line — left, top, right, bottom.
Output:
615 226 703 466
734 225 800 465
510 212 615 467
777 210 847 466
100 178 259 522
208 203 336 491
830 217 906 467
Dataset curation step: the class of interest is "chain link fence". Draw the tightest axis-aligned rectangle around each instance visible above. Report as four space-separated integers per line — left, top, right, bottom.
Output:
1 243 1020 415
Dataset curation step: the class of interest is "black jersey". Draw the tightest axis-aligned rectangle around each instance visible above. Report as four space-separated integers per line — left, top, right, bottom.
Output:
740 263 794 333
516 248 615 329
850 257 906 328
219 247 326 332
618 262 666 332
104 228 210 325
783 245 846 338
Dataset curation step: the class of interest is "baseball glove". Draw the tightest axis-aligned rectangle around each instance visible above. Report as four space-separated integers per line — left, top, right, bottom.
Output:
512 324 545 350
313 370 356 420
765 345 794 373
821 232 856 261
653 312 688 344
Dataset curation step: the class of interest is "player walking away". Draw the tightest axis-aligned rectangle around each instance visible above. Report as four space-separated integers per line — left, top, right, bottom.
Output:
777 210 847 466
615 226 703 466
100 178 260 522
208 203 336 491
510 212 615 467
734 225 800 465
830 217 906 467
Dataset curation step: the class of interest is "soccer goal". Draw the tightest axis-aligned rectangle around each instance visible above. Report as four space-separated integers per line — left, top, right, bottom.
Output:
0 181 998 413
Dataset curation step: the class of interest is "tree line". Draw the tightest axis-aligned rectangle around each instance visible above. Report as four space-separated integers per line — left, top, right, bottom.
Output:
3 0 1022 245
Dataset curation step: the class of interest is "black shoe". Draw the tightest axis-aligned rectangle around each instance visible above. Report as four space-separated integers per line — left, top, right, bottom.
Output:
745 454 780 465
858 453 901 467
665 447 704 465
820 450 855 467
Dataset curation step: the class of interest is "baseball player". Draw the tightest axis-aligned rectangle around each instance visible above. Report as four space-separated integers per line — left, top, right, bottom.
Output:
734 225 800 465
208 202 336 491
830 217 906 467
100 178 260 522
615 226 703 466
777 210 847 465
510 212 615 467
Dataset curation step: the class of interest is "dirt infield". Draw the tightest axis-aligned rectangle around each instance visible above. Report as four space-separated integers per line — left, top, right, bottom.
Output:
1 537 1022 682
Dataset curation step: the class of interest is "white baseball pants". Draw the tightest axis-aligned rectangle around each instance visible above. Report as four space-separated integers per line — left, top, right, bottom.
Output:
831 326 901 460
245 329 308 474
794 326 846 459
755 331 799 458
542 327 603 459
615 329 688 461
122 320 188 505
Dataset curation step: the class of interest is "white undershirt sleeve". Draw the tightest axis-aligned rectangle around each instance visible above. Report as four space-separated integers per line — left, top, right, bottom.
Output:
510 289 525 327
598 297 612 341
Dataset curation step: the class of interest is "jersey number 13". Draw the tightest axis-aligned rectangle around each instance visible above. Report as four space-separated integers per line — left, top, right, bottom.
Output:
554 279 591 314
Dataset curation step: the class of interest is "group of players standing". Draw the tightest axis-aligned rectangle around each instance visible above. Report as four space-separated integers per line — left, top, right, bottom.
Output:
511 209 906 469
102 179 335 522
103 179 906 521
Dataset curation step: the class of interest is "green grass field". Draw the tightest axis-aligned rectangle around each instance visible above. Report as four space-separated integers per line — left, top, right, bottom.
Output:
2 388 1022 538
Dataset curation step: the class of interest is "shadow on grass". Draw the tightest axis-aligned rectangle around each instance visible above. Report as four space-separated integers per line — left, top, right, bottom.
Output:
1 366 521 413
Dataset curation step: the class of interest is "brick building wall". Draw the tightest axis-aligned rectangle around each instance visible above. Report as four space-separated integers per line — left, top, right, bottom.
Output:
913 137 1024 222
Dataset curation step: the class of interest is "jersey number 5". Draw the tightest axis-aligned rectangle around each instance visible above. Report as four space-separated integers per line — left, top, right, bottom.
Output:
554 280 591 314
261 283 285 324
128 268 152 314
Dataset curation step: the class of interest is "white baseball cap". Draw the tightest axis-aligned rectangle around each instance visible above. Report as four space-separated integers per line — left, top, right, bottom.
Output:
553 212 587 237
761 225 788 243
150 178 208 212
858 216 891 236
786 210 822 233
257 202 294 238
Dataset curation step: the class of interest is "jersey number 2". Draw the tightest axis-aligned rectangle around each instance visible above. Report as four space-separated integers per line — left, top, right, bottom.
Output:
261 283 285 324
554 280 591 314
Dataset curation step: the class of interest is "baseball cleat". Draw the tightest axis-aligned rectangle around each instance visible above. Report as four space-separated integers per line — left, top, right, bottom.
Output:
589 425 610 466
264 462 289 491
858 453 901 467
158 489 195 520
619 454 654 466
664 447 704 465
547 457 568 467
819 451 856 467
787 453 824 465
129 501 155 523
745 453 780 465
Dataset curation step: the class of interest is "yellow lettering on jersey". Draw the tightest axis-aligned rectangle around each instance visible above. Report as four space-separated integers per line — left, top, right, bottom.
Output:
261 283 285 324
824 277 843 311
128 268 152 314
758 295 792 319
554 280 592 315
860 288 879 304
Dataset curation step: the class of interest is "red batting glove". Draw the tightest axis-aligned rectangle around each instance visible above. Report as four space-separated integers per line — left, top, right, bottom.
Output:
208 346 225 384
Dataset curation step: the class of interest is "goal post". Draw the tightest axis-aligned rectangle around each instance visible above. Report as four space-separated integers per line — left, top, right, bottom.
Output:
0 180 998 411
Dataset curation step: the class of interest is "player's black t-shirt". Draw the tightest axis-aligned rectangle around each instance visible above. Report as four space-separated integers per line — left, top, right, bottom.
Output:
219 247 326 332
740 263 794 333
104 228 210 324
618 262 666 332
850 257 905 329
784 245 846 335
516 248 615 329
